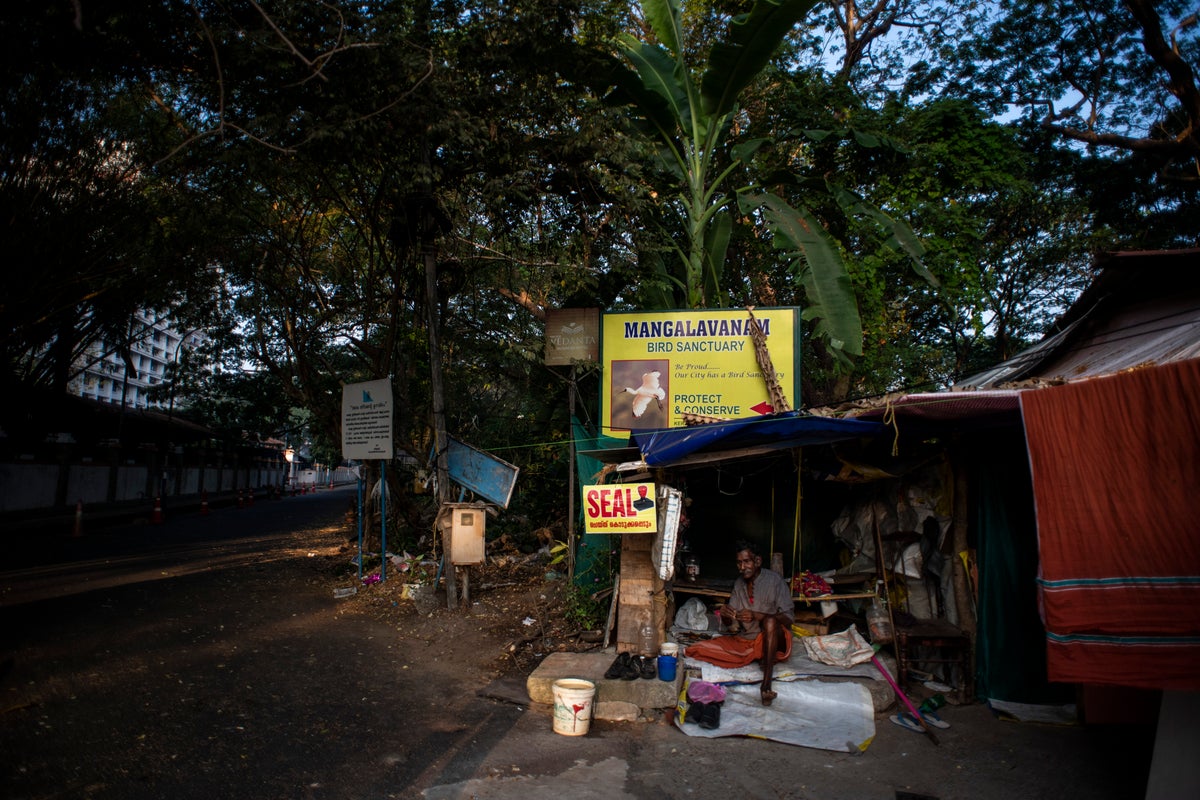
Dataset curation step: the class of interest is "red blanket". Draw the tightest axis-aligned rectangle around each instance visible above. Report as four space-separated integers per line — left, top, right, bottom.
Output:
1020 359 1200 690
684 630 793 669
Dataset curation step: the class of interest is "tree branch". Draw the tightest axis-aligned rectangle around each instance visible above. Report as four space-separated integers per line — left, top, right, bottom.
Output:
1122 0 1200 153
497 288 546 321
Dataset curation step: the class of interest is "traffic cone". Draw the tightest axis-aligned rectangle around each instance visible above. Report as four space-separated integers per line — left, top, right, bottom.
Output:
237 489 244 508
247 488 254 506
73 499 84 537
151 495 164 524
200 490 209 516
328 476 334 490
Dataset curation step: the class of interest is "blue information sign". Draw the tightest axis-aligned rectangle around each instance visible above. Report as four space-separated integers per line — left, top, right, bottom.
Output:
444 436 520 508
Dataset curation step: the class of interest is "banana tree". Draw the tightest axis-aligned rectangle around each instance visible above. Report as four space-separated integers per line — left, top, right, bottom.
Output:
599 0 931 365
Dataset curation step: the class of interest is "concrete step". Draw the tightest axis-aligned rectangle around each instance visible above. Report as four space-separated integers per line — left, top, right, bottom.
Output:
528 649 900 721
527 651 683 719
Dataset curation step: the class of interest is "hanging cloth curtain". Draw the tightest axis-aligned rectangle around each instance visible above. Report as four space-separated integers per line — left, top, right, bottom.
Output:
1021 359 1200 690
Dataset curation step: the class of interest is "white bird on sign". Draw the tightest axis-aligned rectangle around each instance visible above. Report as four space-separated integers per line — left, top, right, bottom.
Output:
622 371 666 418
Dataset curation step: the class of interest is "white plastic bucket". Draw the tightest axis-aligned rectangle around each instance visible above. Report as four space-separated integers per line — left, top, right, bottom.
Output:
551 678 596 736
659 642 680 658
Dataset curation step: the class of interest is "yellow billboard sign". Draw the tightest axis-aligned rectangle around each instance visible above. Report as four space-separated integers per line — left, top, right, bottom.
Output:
601 308 800 434
583 482 658 533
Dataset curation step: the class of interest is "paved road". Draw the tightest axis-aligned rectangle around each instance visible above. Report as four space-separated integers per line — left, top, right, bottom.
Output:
0 489 527 799
0 489 1157 799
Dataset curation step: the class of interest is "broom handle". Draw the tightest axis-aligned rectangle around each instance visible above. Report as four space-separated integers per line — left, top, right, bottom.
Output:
872 653 939 745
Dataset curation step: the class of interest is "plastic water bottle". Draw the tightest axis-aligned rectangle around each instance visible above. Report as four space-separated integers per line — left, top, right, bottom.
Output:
866 596 893 644
640 620 656 657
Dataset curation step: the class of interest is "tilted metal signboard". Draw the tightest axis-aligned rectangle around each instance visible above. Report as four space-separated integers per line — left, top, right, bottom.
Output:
444 436 520 508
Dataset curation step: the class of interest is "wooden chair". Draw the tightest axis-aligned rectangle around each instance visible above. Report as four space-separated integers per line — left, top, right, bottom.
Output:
895 617 973 704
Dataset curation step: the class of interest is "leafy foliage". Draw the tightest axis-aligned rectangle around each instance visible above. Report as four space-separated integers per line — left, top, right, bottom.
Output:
4 0 1198 549
560 582 610 631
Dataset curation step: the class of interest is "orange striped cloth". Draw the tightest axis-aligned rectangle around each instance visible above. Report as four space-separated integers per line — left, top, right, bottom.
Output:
1022 359 1200 690
684 629 794 669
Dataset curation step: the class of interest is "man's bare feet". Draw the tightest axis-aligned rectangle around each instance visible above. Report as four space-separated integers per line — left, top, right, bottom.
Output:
761 687 777 706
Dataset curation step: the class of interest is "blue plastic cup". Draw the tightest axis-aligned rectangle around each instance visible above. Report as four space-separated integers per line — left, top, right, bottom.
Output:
657 654 677 681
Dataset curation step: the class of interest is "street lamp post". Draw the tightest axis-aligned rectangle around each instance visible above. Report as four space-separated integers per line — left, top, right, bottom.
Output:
285 448 296 492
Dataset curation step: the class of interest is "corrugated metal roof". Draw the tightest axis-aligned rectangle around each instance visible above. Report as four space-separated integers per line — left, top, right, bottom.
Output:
1033 295 1200 381
955 248 1200 389
855 390 1023 423
951 321 1082 389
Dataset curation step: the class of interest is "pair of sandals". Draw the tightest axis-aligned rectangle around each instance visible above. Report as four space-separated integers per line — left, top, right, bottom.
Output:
604 652 657 681
684 700 722 729
889 708 950 732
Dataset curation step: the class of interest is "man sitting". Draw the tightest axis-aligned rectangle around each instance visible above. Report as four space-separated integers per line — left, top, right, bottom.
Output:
683 540 794 705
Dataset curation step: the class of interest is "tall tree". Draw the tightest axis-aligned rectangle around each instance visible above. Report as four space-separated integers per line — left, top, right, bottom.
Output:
923 0 1200 207
0 2 227 391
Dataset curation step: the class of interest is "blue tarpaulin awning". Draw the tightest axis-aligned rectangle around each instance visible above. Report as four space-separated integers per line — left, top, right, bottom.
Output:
626 412 887 467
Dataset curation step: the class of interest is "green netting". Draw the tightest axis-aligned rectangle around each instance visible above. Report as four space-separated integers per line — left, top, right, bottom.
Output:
973 438 1073 704
571 417 623 589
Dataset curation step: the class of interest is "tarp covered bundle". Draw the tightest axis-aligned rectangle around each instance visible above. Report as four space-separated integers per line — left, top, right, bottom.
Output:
1021 359 1200 690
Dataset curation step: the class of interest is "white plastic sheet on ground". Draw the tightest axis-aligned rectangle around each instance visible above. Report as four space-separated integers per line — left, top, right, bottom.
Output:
673 679 875 752
681 643 882 683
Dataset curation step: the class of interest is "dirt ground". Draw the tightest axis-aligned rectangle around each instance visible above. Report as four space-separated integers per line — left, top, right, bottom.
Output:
332 545 609 684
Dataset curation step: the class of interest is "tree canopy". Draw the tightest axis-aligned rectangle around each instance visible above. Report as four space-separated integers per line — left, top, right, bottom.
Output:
3 0 1198 536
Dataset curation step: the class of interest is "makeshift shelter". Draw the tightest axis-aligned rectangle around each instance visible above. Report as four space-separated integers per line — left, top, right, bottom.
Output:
840 248 1200 794
581 247 1200 717
584 414 888 634
855 248 1200 702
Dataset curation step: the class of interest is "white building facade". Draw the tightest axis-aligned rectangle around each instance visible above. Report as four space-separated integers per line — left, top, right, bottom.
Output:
68 311 206 409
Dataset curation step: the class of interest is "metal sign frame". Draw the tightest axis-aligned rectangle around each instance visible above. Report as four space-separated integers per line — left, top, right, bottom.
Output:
443 435 520 508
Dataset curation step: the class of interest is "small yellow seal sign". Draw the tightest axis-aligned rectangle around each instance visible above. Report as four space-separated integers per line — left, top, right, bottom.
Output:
582 483 657 534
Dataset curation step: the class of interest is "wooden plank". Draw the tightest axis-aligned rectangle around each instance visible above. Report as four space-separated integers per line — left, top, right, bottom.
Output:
602 574 620 650
796 592 879 601
617 534 655 653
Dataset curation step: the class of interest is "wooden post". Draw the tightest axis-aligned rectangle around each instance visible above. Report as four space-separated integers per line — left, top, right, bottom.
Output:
951 451 976 636
424 228 456 609
567 366 577 582
873 499 898 646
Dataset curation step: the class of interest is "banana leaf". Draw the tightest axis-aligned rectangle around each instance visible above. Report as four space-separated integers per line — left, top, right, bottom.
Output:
701 0 820 118
740 191 863 358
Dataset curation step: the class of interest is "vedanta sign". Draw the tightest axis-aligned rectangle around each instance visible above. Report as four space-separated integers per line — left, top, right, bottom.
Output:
544 308 599 366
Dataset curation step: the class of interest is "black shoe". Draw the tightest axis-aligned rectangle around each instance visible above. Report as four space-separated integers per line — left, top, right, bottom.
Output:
699 701 722 730
604 652 629 680
638 655 657 680
620 653 640 680
685 701 707 724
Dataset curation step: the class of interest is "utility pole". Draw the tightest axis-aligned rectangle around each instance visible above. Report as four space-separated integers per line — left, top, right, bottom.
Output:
567 366 577 582
423 203 456 610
